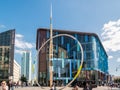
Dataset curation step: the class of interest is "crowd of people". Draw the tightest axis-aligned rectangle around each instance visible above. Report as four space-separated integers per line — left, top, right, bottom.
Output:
49 82 93 90
0 80 93 90
0 80 19 90
72 82 92 90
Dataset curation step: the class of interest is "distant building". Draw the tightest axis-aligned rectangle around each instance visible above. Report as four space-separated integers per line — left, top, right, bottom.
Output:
112 76 120 81
0 30 15 82
21 50 32 83
13 60 21 83
31 58 37 83
36 28 109 85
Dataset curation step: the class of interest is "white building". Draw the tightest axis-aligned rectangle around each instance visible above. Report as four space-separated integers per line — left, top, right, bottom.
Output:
21 50 32 83
13 60 21 83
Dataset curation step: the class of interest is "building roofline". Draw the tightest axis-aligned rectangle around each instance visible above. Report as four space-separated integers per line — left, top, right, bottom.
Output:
14 60 21 68
36 28 108 57
0 29 15 34
37 28 97 35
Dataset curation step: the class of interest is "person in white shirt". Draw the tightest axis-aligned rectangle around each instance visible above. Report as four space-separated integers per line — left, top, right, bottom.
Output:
0 81 8 90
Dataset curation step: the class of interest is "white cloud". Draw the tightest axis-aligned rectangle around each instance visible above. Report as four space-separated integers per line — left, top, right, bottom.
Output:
16 34 24 38
15 49 23 55
15 33 35 50
108 56 113 59
101 19 120 52
117 58 120 62
0 24 6 28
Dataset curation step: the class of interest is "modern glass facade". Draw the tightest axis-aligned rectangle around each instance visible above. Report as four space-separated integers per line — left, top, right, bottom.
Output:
21 50 32 83
36 28 108 86
0 30 15 82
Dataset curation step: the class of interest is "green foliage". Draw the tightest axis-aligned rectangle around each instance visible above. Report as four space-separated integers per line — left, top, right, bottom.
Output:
20 75 27 83
114 78 120 83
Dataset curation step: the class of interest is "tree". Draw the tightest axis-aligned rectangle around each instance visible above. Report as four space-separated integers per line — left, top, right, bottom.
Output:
20 75 27 83
114 78 120 83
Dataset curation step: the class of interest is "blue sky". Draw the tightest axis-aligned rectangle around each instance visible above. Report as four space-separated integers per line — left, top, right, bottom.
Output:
0 0 120 76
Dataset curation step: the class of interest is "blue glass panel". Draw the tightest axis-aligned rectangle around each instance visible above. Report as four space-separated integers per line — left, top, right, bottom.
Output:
85 35 88 42
46 31 49 38
56 32 58 35
73 51 76 69
66 78 68 84
58 67 61 77
77 44 80 51
67 43 70 52
70 60 72 78
66 66 68 78
73 51 76 59
84 51 86 60
56 45 58 52
75 34 77 43
61 36 64 45
77 60 80 69
62 52 64 68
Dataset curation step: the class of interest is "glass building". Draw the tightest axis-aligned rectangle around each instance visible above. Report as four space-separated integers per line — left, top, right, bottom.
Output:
21 50 32 83
36 28 108 86
0 30 15 82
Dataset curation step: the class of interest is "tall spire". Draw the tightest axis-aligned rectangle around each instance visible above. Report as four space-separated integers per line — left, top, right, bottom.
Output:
50 3 52 21
49 3 53 88
50 3 52 37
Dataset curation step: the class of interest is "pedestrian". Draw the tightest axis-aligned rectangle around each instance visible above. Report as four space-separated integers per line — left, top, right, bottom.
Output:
72 84 78 90
50 83 57 90
53 84 57 90
0 81 8 90
50 85 54 90
83 83 92 90
8 80 12 90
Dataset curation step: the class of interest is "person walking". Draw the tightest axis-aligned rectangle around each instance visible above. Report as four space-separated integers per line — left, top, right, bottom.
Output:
0 81 8 90
72 84 78 90
83 83 92 90
50 83 57 90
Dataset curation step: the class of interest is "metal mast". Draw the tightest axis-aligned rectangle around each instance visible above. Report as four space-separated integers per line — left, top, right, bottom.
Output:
49 3 53 88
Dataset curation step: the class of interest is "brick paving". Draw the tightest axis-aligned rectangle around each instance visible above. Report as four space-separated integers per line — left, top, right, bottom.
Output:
14 86 120 90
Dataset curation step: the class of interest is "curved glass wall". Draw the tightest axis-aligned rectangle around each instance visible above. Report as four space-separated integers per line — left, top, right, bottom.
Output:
37 29 108 85
46 31 108 84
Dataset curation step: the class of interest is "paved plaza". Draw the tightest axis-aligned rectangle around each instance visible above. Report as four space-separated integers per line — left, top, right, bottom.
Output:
14 86 120 90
